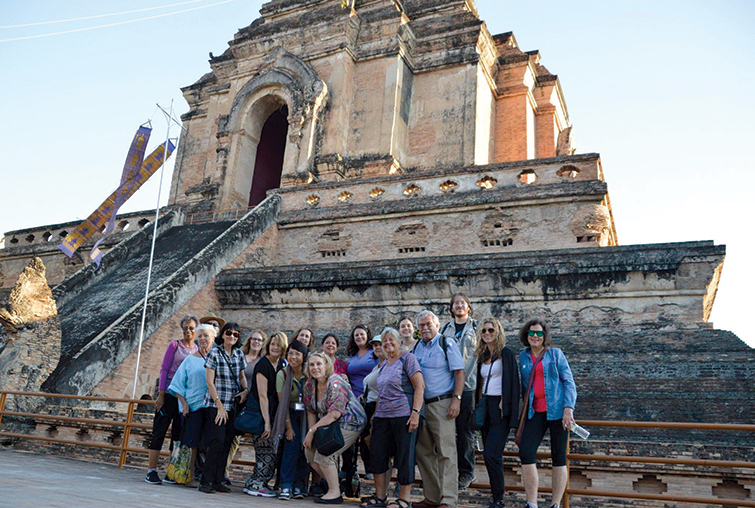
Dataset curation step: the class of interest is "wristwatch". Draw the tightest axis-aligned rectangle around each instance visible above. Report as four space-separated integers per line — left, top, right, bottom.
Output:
411 408 421 414
453 394 462 401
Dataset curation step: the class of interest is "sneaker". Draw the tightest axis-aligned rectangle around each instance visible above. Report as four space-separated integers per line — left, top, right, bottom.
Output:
222 477 232 486
310 483 325 498
279 488 292 500
257 487 277 498
525 504 538 508
198 483 215 494
144 471 162 485
246 486 277 498
163 476 177 485
293 487 304 499
458 475 475 490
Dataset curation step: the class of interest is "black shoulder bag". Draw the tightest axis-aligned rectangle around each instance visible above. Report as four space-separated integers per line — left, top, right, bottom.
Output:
470 359 493 431
313 379 344 456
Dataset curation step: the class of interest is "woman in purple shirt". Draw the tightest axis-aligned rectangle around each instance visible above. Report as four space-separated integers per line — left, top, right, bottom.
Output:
145 315 199 485
366 328 425 508
343 324 377 497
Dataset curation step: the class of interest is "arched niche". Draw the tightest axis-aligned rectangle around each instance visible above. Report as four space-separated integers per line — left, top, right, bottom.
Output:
219 48 328 210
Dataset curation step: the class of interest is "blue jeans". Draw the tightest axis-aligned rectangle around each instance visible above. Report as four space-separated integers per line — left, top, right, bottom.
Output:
280 409 308 490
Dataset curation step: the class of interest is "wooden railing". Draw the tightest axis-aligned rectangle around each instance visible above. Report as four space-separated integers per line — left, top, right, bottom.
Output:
1 391 754 506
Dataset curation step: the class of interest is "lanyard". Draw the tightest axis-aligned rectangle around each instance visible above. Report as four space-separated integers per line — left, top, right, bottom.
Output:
292 377 303 402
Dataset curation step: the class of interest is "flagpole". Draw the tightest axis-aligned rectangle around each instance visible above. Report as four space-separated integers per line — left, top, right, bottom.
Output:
131 100 177 399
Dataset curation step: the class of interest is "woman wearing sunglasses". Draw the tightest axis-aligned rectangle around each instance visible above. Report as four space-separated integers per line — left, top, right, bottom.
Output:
474 318 520 508
517 318 577 508
200 322 248 493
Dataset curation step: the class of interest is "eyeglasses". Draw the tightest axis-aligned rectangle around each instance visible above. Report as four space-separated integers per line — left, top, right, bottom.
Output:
527 330 544 337
210 322 220 327
418 322 434 328
250 337 263 342
182 326 195 332
481 328 495 334
224 331 240 338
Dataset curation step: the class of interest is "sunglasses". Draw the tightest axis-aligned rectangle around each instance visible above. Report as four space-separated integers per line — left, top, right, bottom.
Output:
224 330 240 338
481 328 496 334
527 330 544 337
182 326 195 332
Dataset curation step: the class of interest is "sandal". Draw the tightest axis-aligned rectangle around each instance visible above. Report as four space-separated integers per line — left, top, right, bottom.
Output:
387 499 412 508
360 494 387 508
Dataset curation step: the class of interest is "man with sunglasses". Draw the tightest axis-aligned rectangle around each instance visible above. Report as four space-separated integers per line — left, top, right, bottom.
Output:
200 313 226 334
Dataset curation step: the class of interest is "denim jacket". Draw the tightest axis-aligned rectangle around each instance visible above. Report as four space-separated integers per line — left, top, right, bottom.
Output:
519 347 577 421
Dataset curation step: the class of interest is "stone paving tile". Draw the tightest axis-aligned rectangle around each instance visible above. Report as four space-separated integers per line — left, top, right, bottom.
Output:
0 449 361 508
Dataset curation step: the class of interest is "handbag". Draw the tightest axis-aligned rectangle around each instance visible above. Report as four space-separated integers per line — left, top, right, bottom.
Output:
313 380 344 455
165 440 192 484
515 349 546 446
470 361 494 431
314 420 344 456
234 398 265 436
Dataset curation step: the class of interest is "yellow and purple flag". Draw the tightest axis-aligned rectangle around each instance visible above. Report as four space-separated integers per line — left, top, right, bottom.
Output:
58 125 176 265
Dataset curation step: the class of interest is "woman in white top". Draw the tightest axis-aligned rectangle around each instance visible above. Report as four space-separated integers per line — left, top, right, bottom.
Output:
474 317 520 508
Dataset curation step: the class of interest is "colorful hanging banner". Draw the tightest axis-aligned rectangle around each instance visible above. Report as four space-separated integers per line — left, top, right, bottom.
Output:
58 132 176 261
89 126 152 266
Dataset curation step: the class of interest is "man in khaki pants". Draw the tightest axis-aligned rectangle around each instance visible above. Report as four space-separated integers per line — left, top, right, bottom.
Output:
412 310 465 508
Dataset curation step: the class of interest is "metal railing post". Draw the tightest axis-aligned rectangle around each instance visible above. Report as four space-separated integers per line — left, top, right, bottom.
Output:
119 400 135 468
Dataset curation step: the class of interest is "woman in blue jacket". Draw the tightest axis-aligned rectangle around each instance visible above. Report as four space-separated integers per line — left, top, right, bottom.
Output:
517 318 576 508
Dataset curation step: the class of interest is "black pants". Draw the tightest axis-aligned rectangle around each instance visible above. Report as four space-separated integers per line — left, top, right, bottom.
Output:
202 406 237 486
518 411 569 467
343 401 375 479
456 390 476 479
481 396 512 502
370 416 418 486
148 393 182 450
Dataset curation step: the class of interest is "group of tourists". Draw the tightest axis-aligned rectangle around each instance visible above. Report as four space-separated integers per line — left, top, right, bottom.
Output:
144 293 578 508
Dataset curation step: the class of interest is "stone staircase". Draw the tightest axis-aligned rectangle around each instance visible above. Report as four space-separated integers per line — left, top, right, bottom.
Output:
42 195 281 396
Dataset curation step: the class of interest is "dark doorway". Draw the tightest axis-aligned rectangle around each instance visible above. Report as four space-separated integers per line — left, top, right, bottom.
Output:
249 105 288 207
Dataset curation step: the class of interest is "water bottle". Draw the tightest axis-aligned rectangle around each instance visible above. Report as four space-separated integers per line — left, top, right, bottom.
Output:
351 472 361 498
474 434 484 452
570 422 590 440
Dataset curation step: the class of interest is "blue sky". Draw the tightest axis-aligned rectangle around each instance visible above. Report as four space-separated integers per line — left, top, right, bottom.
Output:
0 0 753 345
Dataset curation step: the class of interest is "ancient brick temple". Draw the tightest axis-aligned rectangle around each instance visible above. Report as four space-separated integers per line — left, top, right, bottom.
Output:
1 0 753 504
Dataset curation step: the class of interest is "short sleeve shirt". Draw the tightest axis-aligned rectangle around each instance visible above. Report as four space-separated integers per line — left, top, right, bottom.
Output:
413 334 464 399
303 375 367 432
203 346 247 411
251 356 284 420
276 369 305 410
375 352 421 418
168 355 208 412
347 350 378 398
